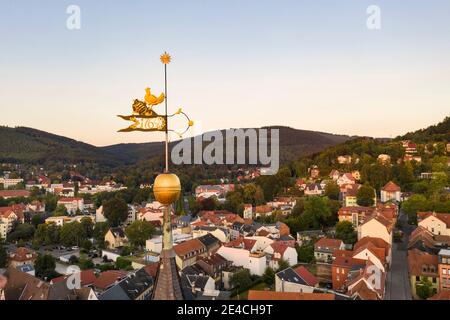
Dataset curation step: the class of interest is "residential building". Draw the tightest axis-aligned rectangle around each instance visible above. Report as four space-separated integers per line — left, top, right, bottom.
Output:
304 183 324 196
358 215 394 246
57 197 84 214
8 247 37 268
275 266 318 293
380 181 401 203
264 241 297 270
438 249 450 292
0 190 30 199
173 238 207 269
0 177 24 188
217 239 267 276
408 249 439 299
248 290 335 300
337 173 356 187
338 206 376 226
346 263 386 300
332 250 366 291
418 212 450 236
337 155 352 165
377 154 391 164
314 238 345 263
243 204 253 219
99 268 153 300
93 270 128 293
104 227 127 249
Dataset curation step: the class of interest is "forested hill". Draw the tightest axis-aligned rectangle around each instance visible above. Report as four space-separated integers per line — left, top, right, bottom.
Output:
0 126 356 167
398 116 450 143
0 126 123 167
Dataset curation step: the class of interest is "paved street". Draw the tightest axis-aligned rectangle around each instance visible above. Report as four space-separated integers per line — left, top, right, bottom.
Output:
385 211 412 300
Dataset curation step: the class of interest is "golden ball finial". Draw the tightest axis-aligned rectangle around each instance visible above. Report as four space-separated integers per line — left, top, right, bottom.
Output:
160 52 172 64
153 173 181 205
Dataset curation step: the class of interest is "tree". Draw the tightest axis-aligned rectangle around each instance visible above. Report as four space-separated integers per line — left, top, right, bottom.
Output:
31 214 45 228
224 191 244 215
263 267 275 285
243 184 265 205
296 242 315 263
291 198 305 217
300 196 332 230
335 221 357 245
325 181 340 200
0 244 7 268
277 259 290 272
416 278 434 300
116 256 132 270
7 223 35 242
103 197 128 227
80 217 94 238
53 204 68 216
356 184 376 207
35 254 58 280
78 258 95 270
81 239 93 251
60 222 86 247
230 269 252 291
402 194 429 225
93 222 110 247
125 220 155 248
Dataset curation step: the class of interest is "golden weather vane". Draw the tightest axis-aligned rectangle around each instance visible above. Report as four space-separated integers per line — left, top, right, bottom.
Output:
117 52 194 169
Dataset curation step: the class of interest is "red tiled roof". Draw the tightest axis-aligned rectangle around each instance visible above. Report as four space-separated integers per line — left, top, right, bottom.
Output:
315 238 343 250
248 290 334 300
143 263 159 278
93 270 127 290
382 181 401 192
51 269 97 286
270 241 289 256
294 266 318 287
9 247 37 262
407 249 438 276
58 197 83 202
0 190 30 198
243 239 257 251
354 237 391 253
173 239 205 258
419 212 450 228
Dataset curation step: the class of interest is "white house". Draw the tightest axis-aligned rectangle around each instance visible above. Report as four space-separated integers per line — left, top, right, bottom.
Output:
243 204 253 219
418 212 450 236
380 181 401 203
0 210 18 238
264 242 298 270
358 215 394 245
337 173 356 187
275 266 318 293
0 177 24 188
217 246 267 276
304 184 324 196
57 197 84 214
96 205 107 223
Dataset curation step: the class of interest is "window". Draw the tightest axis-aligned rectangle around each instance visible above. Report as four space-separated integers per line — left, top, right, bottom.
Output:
416 276 420 281
432 277 437 284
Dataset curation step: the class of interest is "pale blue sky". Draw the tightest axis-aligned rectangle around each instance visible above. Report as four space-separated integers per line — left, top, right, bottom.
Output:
0 0 449 145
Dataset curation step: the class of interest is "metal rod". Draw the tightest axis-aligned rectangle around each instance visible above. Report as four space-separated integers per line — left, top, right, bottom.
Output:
164 62 169 173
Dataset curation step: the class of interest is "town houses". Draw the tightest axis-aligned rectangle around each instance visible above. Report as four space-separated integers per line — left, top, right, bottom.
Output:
0 134 449 301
